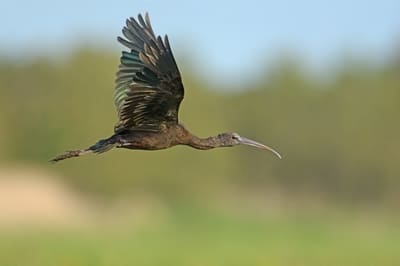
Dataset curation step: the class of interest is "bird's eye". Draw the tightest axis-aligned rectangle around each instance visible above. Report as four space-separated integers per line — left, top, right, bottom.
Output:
232 134 239 140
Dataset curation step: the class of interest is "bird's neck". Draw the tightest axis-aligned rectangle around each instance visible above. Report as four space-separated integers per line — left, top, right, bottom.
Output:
186 135 220 150
175 124 221 150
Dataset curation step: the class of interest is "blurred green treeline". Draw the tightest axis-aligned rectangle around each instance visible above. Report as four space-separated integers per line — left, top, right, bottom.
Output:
0 48 399 206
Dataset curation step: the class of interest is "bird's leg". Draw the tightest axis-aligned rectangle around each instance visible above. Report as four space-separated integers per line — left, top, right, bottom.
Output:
50 135 118 163
50 149 92 163
115 136 131 148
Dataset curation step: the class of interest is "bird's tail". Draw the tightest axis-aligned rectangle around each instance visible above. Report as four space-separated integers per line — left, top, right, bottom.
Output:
50 135 117 163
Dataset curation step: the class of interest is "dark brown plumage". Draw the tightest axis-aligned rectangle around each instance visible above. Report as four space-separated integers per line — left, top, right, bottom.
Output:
50 13 281 163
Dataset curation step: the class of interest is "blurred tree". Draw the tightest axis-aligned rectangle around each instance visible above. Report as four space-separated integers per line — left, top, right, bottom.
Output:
0 48 399 205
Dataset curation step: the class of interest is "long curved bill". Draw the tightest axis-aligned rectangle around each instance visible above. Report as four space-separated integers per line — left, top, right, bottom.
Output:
239 137 282 159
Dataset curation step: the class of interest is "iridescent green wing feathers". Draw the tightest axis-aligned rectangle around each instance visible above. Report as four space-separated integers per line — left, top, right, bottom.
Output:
114 13 184 133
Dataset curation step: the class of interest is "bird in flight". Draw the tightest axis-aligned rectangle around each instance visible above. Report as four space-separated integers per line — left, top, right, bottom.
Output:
51 13 281 162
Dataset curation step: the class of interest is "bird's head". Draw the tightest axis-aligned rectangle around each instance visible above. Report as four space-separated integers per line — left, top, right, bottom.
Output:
216 132 282 159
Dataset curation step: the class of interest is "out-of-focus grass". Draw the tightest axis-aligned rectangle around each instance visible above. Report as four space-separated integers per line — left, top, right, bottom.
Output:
1 207 399 266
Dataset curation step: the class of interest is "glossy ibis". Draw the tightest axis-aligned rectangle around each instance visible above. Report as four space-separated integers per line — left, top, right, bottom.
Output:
51 13 281 162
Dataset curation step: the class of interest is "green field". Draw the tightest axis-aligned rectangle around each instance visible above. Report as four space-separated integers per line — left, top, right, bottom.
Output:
1 207 399 266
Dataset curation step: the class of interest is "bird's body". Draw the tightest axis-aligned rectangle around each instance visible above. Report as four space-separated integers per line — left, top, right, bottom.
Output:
51 13 281 163
113 124 201 151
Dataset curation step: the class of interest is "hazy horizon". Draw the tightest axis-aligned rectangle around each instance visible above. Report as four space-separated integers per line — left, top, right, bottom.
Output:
2 0 399 85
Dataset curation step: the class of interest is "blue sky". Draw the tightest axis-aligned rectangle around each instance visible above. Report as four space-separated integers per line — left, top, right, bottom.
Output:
2 0 400 84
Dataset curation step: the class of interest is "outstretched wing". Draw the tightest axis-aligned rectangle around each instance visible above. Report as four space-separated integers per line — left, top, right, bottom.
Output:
114 13 184 133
